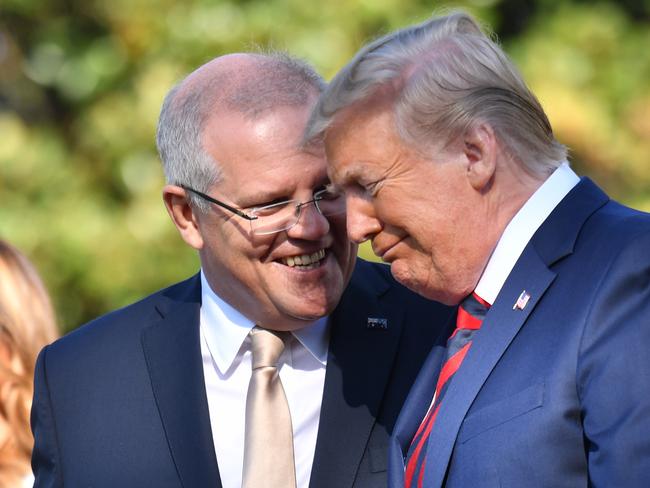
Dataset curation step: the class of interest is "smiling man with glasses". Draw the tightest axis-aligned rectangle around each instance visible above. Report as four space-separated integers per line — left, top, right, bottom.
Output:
30 52 452 488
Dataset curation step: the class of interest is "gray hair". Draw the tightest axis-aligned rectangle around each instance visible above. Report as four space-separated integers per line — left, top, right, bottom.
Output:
306 11 567 177
156 52 325 210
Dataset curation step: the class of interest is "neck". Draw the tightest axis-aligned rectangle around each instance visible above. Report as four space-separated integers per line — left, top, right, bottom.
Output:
471 161 546 290
492 159 546 234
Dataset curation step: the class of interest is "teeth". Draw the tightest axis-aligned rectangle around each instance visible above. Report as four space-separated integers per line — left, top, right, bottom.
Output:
282 249 326 268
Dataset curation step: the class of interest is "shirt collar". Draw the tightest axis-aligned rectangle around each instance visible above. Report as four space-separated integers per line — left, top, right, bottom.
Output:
200 271 329 374
474 162 580 305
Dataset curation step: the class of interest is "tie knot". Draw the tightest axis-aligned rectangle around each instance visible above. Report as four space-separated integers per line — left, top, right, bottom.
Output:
250 327 288 369
456 292 491 330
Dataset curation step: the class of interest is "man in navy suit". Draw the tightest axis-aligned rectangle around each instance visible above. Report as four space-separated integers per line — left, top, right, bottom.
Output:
305 10 650 488
31 53 451 487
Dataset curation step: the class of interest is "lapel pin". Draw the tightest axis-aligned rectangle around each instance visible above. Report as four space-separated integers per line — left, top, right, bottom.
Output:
513 290 531 311
367 317 389 330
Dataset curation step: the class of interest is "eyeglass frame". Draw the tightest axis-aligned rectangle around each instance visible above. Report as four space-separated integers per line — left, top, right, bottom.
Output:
180 184 343 234
181 185 257 221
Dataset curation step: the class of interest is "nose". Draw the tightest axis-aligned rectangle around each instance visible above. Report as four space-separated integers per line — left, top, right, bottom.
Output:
345 192 382 244
286 200 330 240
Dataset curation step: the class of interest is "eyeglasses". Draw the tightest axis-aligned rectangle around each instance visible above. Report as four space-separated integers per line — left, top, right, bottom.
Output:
181 184 346 235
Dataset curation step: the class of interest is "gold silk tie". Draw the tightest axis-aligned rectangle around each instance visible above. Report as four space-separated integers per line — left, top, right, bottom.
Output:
242 327 296 488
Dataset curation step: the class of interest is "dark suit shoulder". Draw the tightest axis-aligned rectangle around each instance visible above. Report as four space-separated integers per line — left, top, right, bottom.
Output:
591 199 650 234
44 274 200 364
576 198 650 261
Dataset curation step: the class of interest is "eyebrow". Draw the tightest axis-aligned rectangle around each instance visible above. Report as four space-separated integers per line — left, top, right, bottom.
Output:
331 161 363 187
239 190 288 208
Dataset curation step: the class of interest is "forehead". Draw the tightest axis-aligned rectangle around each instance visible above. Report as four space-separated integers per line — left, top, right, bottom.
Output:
203 104 327 193
324 102 402 182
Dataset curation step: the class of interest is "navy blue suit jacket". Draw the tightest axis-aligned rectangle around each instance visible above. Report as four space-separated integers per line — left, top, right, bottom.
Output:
31 259 452 487
390 179 650 487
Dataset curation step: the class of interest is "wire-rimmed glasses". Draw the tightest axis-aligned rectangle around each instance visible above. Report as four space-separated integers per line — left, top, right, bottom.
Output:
181 185 345 236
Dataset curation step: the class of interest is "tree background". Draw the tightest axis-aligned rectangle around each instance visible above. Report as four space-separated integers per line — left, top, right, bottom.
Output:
1 0 649 333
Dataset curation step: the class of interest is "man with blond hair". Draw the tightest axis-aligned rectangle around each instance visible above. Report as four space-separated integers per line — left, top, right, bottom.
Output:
307 11 650 488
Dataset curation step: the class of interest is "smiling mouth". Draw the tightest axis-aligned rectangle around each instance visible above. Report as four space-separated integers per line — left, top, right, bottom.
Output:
280 249 327 269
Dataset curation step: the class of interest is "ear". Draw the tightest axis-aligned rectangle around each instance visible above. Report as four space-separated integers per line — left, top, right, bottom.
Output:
162 185 204 250
463 123 497 192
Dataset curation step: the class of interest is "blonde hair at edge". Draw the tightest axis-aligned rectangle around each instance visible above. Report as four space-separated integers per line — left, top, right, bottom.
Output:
0 241 58 486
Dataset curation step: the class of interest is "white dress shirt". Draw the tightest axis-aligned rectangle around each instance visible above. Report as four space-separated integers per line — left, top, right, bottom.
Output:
22 472 34 488
199 272 329 488
474 162 580 304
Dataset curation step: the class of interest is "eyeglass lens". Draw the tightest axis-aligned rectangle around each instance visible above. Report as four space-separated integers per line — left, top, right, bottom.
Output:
250 192 345 235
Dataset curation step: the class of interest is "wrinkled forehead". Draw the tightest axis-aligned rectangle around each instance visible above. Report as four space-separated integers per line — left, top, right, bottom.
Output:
322 103 399 187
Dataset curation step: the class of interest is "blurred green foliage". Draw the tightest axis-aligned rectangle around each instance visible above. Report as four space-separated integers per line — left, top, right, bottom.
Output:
1 0 648 332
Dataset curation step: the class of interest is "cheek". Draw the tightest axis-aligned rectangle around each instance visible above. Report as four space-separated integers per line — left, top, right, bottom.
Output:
374 190 420 227
248 234 280 261
340 243 358 283
329 212 347 231
332 250 356 287
330 215 353 248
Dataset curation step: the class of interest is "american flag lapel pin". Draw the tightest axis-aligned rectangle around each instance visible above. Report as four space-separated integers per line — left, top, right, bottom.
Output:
513 290 531 311
367 317 389 330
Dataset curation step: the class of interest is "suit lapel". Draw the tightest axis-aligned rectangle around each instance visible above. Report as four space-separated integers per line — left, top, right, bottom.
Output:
309 269 404 488
422 246 555 487
141 275 222 488
422 178 610 487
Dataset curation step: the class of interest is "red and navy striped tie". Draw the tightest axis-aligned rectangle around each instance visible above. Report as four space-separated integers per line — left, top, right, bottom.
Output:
404 292 491 488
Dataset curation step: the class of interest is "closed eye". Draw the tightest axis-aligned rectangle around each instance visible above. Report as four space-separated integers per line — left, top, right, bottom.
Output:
364 179 384 196
249 196 291 210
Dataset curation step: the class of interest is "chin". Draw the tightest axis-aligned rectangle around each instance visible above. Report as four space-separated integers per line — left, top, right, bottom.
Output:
292 301 334 321
273 293 332 324
275 311 327 332
389 262 420 291
390 262 453 303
